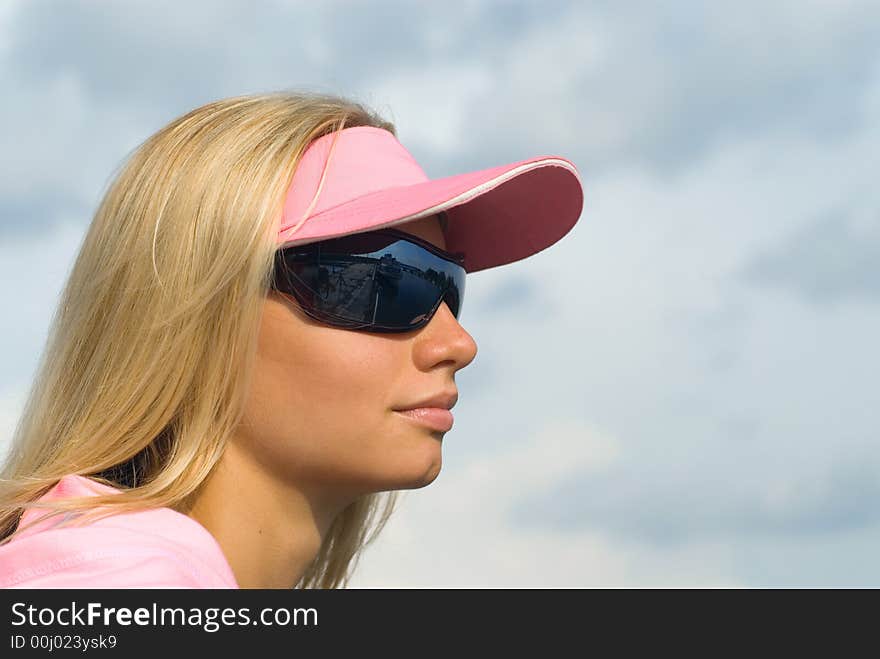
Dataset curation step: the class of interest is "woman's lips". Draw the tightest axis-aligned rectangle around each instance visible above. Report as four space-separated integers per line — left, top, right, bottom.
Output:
394 407 454 432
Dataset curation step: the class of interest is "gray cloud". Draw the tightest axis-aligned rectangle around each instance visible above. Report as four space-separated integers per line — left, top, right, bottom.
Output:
741 208 880 304
481 275 541 314
466 1 880 177
509 446 880 544
4 1 569 111
0 191 90 236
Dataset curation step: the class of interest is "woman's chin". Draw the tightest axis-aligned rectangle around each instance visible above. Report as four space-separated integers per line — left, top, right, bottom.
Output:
375 443 443 492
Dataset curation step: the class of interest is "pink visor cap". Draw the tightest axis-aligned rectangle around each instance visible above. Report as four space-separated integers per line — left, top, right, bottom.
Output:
277 126 584 274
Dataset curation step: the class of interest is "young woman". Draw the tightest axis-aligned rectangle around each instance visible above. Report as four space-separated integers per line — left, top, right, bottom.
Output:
0 91 583 588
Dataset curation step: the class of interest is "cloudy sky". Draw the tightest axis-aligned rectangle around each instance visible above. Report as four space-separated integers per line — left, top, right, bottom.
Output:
2 0 879 586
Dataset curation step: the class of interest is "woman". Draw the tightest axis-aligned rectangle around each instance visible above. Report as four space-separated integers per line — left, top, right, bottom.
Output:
0 91 583 588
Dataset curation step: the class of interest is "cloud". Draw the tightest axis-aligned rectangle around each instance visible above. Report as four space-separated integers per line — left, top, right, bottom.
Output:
449 0 880 176
510 445 880 544
741 208 880 304
479 275 543 315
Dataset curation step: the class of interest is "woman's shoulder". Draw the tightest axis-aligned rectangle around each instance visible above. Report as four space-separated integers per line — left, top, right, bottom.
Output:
0 475 238 589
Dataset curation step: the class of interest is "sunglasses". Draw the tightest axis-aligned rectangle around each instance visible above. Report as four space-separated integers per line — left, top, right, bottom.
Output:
271 227 466 333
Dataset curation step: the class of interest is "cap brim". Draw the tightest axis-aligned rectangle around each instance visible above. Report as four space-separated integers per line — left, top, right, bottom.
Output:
278 155 584 273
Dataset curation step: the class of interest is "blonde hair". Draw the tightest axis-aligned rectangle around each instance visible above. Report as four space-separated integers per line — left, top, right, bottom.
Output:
0 90 404 588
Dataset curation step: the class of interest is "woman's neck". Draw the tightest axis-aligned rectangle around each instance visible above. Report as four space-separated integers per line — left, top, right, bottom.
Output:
183 442 351 588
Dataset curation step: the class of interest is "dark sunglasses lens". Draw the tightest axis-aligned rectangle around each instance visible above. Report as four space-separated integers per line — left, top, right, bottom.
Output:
274 232 465 331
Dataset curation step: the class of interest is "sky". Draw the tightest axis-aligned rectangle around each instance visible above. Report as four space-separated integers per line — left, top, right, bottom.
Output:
1 0 879 587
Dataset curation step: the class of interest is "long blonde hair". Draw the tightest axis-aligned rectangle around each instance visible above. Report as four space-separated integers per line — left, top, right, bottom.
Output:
0 90 403 588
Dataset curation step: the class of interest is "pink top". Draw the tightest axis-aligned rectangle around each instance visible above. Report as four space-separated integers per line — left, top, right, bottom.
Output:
0 474 239 588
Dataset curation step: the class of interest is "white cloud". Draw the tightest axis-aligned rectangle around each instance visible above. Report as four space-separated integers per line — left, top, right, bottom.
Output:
363 63 496 158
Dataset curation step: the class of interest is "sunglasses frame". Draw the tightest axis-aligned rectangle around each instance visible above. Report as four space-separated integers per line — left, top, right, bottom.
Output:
271 227 467 333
